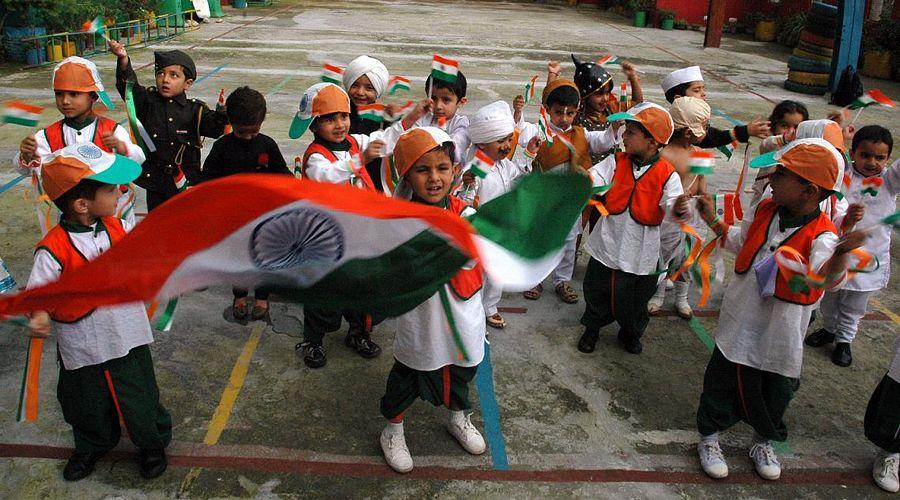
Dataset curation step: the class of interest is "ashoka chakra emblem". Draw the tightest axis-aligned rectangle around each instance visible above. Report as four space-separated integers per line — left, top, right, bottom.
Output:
249 208 345 270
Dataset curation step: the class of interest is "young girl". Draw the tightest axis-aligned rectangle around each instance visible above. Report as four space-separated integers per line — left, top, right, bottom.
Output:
379 127 487 473
343 55 393 190
750 101 809 201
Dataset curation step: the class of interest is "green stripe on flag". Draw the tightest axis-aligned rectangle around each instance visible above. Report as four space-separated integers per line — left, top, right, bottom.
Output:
470 173 591 259
3 116 38 127
431 69 457 83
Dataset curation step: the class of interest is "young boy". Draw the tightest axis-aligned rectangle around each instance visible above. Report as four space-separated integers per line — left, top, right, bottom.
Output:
693 138 866 481
410 72 469 166
517 78 619 304
661 66 769 149
344 54 393 190
109 40 228 210
864 334 900 493
649 96 712 319
25 143 171 482
290 82 399 367
200 86 291 320
467 101 540 328
577 102 685 355
806 126 895 366
379 127 487 473
15 56 144 234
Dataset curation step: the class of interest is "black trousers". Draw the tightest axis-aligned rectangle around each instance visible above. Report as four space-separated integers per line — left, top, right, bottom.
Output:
581 258 659 340
302 307 378 345
865 374 900 452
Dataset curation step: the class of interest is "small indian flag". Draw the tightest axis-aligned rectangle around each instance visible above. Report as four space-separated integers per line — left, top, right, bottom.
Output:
218 89 232 135
716 140 737 160
431 54 460 83
321 63 344 85
437 116 447 129
469 149 495 179
2 101 43 127
524 74 539 104
714 191 739 225
849 89 895 110
174 167 189 192
619 82 627 107
538 106 554 144
387 100 415 120
860 176 884 197
690 151 716 174
357 103 386 122
597 54 621 66
388 76 411 95
82 16 105 35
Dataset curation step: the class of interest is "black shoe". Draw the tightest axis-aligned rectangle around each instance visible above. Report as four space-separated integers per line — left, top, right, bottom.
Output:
617 331 643 354
296 341 326 368
831 342 852 367
63 451 106 481
137 448 167 479
577 328 599 353
345 330 381 358
804 328 835 347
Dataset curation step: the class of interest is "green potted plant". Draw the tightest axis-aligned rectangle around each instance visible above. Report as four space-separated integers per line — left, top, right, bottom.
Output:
625 0 649 28
658 9 675 30
673 18 688 30
861 19 896 80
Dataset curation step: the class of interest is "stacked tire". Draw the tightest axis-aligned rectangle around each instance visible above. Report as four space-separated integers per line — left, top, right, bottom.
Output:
785 2 837 95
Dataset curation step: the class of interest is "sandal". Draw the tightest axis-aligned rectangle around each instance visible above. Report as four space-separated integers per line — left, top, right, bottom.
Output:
555 282 579 304
233 297 249 320
251 299 269 320
523 283 543 300
486 313 506 329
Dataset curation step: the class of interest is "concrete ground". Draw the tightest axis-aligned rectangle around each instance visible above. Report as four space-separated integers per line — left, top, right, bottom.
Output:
0 0 899 497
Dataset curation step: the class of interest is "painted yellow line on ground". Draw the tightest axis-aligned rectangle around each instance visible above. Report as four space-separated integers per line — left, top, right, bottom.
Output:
870 298 900 325
178 324 265 496
204 324 265 445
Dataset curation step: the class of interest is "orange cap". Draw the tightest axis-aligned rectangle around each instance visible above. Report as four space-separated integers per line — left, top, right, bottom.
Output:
606 102 674 145
750 138 842 191
393 127 453 177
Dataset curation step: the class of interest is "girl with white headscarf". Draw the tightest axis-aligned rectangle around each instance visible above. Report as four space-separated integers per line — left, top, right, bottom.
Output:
343 55 392 190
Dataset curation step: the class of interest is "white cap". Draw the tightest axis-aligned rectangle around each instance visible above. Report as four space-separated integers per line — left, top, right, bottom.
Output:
661 66 704 93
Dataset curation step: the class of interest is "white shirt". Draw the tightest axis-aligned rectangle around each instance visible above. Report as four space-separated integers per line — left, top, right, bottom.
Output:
411 112 470 166
477 156 531 206
304 123 405 187
27 218 154 370
840 160 899 291
13 119 144 234
715 204 842 378
584 155 684 275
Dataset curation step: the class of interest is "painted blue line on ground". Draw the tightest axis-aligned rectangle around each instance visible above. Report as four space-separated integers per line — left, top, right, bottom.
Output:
475 340 509 470
194 63 228 86
0 175 26 196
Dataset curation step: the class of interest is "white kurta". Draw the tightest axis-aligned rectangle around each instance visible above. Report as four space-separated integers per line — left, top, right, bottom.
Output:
14 120 144 234
27 219 154 371
840 160 899 292
412 112 470 166
304 123 404 187
584 155 684 275
715 206 842 378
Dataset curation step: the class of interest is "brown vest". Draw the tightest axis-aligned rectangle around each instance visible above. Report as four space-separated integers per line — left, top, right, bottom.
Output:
533 126 592 173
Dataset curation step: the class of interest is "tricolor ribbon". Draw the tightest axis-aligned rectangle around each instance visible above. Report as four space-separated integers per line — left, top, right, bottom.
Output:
773 245 878 294
669 223 704 282
16 337 43 422
125 81 157 154
437 287 470 363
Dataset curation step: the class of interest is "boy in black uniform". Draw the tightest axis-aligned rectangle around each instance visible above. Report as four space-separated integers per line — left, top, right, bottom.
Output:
108 40 228 210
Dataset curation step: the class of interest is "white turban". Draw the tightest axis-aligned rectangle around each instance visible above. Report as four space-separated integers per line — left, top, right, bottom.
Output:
468 101 516 144
342 55 389 97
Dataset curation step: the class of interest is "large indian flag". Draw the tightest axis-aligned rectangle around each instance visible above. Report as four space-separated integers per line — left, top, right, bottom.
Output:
0 173 591 319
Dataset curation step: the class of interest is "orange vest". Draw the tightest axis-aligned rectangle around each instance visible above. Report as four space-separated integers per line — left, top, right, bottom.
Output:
604 153 675 226
447 196 483 300
734 199 837 305
44 116 119 152
35 217 127 323
533 125 592 172
301 136 375 190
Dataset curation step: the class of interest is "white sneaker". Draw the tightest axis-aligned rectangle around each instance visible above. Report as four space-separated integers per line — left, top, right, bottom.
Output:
697 439 729 479
749 441 781 480
674 281 693 319
447 412 486 455
380 427 413 473
665 279 675 291
647 282 666 315
873 452 899 493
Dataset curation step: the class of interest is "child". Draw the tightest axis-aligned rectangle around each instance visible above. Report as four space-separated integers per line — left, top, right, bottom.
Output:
15 56 144 234
693 138 866 481
25 143 171 481
290 82 398 367
751 102 811 202
806 126 895 366
517 78 620 304
199 86 291 320
379 127 486 473
864 334 900 493
467 101 540 329
109 41 228 210
577 102 685 355
661 66 770 149
344 55 392 190
409 72 469 167
648 96 712 319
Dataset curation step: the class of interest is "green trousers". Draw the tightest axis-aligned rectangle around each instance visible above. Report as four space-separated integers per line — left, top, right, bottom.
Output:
380 361 478 420
57 344 172 453
865 374 900 453
696 348 795 442
581 258 659 340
